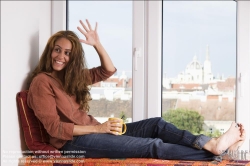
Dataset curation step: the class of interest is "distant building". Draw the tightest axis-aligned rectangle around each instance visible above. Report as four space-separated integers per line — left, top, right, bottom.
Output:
89 46 236 133
90 71 132 101
176 45 213 84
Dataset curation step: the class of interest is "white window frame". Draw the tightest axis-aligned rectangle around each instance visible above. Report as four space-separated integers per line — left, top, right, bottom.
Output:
144 1 162 119
132 1 145 121
236 0 250 152
51 1 66 34
145 0 250 151
132 1 162 121
55 0 162 122
55 0 249 151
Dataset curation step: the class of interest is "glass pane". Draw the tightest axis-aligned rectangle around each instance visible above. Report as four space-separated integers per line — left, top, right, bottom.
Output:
67 1 132 123
162 1 236 137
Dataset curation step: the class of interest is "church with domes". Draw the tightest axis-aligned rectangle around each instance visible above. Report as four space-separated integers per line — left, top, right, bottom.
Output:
177 45 214 84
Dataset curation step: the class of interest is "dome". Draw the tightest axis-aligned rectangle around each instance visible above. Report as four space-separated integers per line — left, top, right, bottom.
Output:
186 55 202 70
188 61 202 70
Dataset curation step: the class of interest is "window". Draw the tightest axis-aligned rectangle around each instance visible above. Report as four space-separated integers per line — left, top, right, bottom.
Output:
60 0 249 151
162 1 236 137
67 1 133 123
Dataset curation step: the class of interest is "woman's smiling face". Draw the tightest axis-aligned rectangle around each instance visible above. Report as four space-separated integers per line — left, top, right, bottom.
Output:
51 37 72 74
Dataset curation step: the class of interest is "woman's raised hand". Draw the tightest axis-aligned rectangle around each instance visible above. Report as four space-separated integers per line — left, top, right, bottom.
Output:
77 19 116 73
77 19 100 46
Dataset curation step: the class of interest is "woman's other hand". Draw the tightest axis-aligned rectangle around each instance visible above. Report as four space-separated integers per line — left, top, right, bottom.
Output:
96 120 122 135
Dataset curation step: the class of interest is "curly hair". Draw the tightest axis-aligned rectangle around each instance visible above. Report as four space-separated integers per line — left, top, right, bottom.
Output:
29 30 92 111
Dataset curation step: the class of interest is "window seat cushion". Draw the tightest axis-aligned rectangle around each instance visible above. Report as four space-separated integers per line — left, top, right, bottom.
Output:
16 90 61 157
20 157 250 166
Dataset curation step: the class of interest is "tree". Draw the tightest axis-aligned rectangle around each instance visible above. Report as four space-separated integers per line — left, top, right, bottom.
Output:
162 108 204 134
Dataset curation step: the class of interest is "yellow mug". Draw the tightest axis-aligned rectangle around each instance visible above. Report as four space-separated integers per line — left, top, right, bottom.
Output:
108 117 127 135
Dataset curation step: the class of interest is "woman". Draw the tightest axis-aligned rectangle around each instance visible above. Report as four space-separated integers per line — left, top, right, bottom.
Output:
27 19 245 161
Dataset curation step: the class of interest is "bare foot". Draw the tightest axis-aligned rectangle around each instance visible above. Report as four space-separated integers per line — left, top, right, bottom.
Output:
228 123 246 152
221 124 246 160
204 122 241 155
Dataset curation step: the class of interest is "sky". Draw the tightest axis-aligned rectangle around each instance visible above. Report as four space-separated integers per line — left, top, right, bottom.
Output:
68 1 132 77
68 1 236 78
163 1 236 78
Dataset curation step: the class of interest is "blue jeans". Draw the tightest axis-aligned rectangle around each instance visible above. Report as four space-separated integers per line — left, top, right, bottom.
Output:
60 117 216 160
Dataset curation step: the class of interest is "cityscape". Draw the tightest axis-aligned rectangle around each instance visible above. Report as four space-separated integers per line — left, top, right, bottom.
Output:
89 45 235 135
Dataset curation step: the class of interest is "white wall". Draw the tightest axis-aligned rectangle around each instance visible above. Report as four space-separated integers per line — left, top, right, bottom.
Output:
1 1 51 165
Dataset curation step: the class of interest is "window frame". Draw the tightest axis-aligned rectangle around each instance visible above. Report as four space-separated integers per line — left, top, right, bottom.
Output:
56 0 249 151
51 1 66 34
132 1 162 121
236 0 250 152
132 1 145 121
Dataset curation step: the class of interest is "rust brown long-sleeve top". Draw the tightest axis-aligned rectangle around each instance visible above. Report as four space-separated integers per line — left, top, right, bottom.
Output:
27 66 116 149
